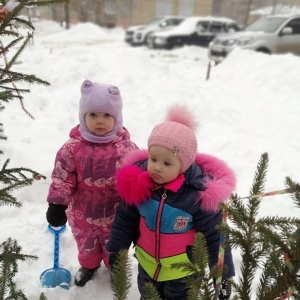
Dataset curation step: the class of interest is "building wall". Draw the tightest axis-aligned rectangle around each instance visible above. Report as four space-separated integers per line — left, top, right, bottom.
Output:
118 0 213 28
194 0 213 15
28 0 300 29
26 0 213 28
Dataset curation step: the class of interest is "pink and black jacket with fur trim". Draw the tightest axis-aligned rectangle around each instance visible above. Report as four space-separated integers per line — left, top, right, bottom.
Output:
106 149 236 282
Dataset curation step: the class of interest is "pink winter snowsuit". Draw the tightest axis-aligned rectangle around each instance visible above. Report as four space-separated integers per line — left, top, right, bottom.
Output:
47 125 138 269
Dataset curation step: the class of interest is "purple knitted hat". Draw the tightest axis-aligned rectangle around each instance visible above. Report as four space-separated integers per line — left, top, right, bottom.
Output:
148 105 198 173
79 79 123 143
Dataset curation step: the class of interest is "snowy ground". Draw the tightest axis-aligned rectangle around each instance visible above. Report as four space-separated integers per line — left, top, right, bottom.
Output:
1 19 300 299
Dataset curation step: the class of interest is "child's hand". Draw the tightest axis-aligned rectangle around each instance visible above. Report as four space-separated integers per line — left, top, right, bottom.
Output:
46 203 68 227
219 279 231 300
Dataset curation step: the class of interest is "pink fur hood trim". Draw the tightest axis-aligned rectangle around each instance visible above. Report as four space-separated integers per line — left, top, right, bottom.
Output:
195 153 236 212
116 149 236 212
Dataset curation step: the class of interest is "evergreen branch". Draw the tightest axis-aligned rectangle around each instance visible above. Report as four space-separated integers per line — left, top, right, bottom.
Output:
257 224 290 255
170 232 215 300
0 36 23 52
13 17 35 31
171 232 209 276
0 238 38 299
259 216 300 227
0 91 15 101
285 177 300 209
0 194 22 207
0 159 46 182
0 29 20 37
0 86 30 98
256 249 290 300
110 250 131 300
225 195 249 229
9 33 33 68
39 292 48 300
5 289 28 299
0 158 46 207
0 69 49 86
142 282 162 300
249 152 268 197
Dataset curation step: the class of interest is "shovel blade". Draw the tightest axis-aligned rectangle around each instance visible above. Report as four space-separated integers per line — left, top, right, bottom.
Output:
40 268 72 290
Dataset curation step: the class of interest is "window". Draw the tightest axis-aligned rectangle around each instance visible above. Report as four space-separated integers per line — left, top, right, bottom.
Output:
210 22 223 33
286 18 300 34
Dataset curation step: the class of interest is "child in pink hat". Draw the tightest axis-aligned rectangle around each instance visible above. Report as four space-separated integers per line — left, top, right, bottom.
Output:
45 79 138 287
106 104 236 299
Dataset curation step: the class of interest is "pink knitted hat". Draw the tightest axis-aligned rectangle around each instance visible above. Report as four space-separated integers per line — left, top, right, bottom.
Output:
79 79 123 143
148 105 198 173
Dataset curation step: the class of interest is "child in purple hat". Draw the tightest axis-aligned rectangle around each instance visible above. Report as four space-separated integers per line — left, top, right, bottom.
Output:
45 79 138 287
106 104 236 299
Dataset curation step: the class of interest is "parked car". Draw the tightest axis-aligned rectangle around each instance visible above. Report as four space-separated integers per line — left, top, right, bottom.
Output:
208 14 300 63
148 16 240 49
128 16 185 46
125 25 145 44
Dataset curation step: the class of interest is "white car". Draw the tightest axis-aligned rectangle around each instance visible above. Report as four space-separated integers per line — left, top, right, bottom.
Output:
208 14 300 63
125 25 145 44
129 16 185 46
149 16 239 49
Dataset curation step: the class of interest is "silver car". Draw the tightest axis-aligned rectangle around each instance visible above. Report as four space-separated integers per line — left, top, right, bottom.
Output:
208 14 300 63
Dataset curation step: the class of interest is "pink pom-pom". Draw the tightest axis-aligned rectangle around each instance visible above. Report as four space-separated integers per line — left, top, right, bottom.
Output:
166 104 198 131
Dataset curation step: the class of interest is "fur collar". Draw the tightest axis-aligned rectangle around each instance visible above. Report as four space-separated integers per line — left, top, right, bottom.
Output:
116 149 236 212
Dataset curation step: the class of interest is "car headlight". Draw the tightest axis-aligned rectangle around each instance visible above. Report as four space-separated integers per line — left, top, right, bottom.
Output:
236 37 253 46
224 39 237 46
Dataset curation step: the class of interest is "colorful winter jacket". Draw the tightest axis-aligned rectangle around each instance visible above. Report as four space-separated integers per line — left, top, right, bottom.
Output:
106 149 236 281
47 125 138 242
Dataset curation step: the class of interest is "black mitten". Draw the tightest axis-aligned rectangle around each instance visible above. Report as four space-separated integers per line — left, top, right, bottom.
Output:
219 279 231 300
108 253 117 270
46 203 68 227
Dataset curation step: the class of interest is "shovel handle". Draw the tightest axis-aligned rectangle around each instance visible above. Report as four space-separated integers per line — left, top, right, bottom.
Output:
48 224 66 269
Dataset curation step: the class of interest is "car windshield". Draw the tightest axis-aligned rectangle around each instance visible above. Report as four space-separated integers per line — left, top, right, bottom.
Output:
245 17 287 33
146 18 163 26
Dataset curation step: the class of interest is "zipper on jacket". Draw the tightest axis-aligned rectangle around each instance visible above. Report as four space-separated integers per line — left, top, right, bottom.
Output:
153 190 167 280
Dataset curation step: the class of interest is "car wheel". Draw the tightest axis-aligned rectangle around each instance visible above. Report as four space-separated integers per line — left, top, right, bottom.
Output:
256 48 271 54
146 34 154 48
175 38 184 48
144 32 153 47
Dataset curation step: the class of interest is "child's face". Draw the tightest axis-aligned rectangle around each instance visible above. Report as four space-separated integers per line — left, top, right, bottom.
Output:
85 112 114 136
147 146 181 185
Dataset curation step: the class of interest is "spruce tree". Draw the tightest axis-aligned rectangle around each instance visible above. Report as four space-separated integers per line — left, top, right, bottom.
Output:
0 0 67 299
220 153 300 300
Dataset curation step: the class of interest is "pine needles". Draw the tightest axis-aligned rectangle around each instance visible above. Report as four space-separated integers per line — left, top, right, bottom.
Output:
110 250 132 300
221 153 300 300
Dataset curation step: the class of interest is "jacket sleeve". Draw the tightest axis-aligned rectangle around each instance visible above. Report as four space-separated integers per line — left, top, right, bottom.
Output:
194 209 235 279
47 141 77 206
106 200 140 253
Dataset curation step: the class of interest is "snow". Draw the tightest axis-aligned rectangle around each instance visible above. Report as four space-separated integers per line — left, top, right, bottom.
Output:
1 20 300 300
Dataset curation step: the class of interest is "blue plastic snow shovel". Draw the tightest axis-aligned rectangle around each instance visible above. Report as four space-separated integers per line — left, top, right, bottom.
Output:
40 224 72 290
